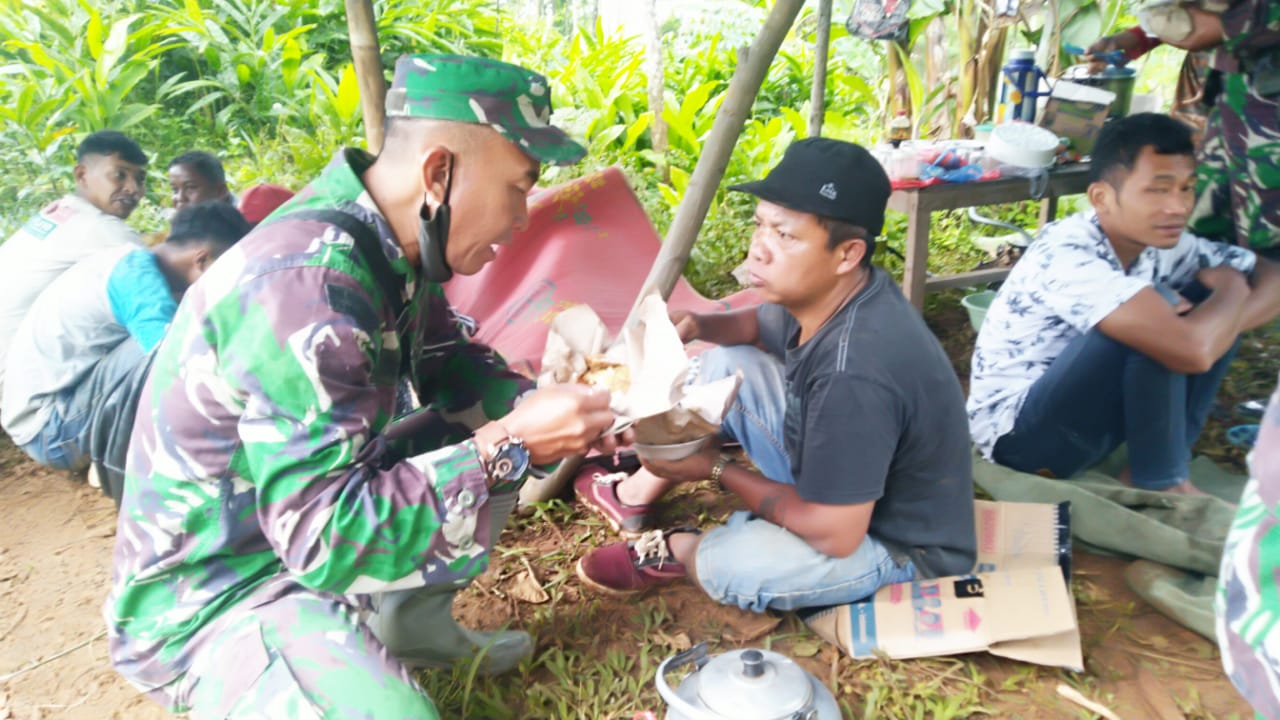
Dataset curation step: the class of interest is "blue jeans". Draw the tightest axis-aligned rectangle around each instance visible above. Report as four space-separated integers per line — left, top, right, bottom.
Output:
20 338 145 471
688 346 917 612
992 328 1237 490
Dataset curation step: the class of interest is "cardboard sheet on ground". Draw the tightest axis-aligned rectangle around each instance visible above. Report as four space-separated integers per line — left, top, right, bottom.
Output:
538 295 742 444
971 450 1245 640
805 500 1084 670
444 167 761 376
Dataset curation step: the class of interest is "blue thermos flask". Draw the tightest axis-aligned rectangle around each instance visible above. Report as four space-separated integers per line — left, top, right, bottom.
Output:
998 49 1050 123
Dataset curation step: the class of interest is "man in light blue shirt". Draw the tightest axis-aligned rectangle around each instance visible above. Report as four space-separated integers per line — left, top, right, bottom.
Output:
2 202 251 470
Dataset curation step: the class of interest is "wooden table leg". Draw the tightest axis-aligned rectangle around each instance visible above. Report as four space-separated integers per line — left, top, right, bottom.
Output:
902 193 930 311
1038 193 1060 228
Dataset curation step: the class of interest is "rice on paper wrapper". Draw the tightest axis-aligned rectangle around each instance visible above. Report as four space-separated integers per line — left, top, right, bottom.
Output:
539 294 742 445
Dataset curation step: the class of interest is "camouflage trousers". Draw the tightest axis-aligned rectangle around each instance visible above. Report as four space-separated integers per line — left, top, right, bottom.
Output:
148 577 438 719
1189 73 1280 251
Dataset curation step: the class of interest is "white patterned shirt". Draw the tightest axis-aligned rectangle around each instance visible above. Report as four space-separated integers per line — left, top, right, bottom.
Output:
967 209 1256 458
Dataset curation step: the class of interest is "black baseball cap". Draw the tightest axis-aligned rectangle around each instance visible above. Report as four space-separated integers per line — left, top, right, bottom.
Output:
729 138 892 237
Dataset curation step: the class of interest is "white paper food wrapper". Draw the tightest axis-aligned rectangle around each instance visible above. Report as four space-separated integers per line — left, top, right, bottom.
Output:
538 295 742 445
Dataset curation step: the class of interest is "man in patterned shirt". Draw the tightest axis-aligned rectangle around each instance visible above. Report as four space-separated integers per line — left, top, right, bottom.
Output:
1088 1 1280 256
968 113 1280 496
105 55 625 718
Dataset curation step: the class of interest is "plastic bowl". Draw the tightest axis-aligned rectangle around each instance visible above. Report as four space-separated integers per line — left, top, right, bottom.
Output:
633 436 710 462
961 290 997 332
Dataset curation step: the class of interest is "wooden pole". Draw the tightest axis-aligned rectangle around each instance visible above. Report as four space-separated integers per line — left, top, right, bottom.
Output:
520 0 807 507
345 0 387 153
638 0 806 304
808 0 832 138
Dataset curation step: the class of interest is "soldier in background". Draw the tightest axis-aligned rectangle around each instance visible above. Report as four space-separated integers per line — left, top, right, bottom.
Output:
105 55 626 717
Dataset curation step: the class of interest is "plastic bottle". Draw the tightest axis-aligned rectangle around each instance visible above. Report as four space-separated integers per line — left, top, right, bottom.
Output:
888 110 911 148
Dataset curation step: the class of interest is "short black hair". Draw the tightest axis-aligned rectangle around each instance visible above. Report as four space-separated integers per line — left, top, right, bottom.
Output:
1089 113 1195 186
167 202 252 251
76 130 147 166
168 150 226 186
818 217 874 267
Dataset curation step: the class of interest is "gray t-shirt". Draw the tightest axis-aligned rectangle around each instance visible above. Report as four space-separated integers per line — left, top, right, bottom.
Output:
757 268 976 578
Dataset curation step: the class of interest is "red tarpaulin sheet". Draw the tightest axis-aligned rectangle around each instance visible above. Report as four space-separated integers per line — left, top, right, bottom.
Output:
444 166 761 375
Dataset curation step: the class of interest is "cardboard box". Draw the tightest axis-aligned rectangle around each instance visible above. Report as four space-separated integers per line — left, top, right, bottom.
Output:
1039 80 1115 156
805 500 1083 670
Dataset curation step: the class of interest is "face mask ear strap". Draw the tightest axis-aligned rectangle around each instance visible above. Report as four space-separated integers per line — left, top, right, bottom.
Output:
417 154 455 284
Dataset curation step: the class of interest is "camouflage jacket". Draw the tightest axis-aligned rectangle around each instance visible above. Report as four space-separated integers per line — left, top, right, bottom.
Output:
1214 0 1280 74
106 149 531 690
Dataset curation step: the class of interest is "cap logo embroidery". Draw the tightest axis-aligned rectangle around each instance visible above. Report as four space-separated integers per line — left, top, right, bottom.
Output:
819 182 838 200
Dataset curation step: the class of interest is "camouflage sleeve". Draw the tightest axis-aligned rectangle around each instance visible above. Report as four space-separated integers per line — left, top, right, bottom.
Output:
217 266 498 595
409 284 534 420
1220 0 1280 57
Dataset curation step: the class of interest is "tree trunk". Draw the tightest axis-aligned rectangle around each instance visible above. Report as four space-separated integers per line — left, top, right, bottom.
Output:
808 0 832 138
642 0 668 181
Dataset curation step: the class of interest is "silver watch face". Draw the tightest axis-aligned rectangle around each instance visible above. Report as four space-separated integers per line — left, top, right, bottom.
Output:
490 439 531 482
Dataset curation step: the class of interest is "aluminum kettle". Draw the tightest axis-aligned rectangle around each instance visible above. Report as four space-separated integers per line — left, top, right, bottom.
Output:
655 643 842 720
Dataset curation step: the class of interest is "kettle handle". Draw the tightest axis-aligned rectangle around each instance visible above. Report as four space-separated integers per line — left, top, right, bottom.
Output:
656 643 719 720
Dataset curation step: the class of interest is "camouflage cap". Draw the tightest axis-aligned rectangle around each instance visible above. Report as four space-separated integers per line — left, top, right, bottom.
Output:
386 54 586 166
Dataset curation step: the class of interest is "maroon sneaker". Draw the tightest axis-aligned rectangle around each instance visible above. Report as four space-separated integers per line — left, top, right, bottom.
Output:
574 467 652 538
576 529 694 596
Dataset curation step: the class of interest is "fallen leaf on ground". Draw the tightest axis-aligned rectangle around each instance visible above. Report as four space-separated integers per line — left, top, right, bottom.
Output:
507 569 549 604
655 629 692 652
790 640 822 658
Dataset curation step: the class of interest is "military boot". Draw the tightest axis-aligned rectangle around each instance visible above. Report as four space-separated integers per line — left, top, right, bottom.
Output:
367 490 532 675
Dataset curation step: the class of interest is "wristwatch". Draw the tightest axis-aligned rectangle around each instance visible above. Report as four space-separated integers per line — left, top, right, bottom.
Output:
710 456 733 492
484 435 531 489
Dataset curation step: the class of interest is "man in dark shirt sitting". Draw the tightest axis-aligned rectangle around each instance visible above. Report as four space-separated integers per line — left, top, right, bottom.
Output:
576 138 977 611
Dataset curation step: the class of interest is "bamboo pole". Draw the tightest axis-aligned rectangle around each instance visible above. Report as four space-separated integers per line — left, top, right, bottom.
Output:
808 0 832 138
637 0 806 304
345 0 388 153
519 0 807 507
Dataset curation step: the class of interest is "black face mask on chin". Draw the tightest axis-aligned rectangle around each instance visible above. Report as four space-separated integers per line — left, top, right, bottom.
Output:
417 161 454 284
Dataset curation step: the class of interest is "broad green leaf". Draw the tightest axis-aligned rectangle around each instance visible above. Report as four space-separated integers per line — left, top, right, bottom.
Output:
1060 4 1104 50
678 80 720 127
282 38 302 91
660 106 699 156
669 165 690 194
112 103 157 130
657 183 681 210
86 7 104 62
622 113 652 152
593 123 626 149
907 0 948 19
335 63 361 122
97 15 136 87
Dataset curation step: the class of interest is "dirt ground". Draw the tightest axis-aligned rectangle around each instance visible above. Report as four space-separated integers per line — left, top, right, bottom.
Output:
0 435 1254 719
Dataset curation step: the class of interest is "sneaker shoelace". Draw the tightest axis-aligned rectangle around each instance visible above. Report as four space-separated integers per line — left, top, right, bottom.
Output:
592 471 628 485
632 530 671 569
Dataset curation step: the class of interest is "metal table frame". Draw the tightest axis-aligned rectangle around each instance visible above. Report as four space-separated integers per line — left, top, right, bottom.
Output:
888 163 1093 309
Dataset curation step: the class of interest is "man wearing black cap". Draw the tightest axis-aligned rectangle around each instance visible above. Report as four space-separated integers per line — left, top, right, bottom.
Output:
576 138 977 610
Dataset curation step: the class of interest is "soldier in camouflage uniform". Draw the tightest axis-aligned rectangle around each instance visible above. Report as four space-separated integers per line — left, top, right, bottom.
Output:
1218 378 1280 717
105 55 626 718
1186 1 1280 255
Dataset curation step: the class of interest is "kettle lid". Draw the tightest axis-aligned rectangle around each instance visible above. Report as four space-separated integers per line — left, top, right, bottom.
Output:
695 648 814 719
